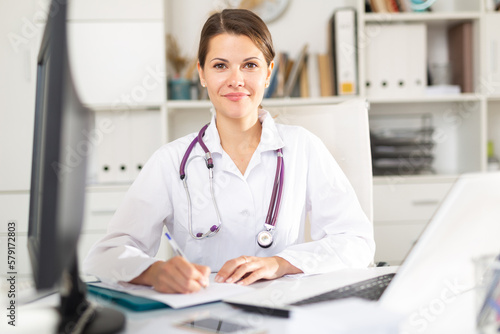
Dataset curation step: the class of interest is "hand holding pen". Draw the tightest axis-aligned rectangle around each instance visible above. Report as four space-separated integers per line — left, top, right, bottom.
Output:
164 232 210 290
129 233 210 294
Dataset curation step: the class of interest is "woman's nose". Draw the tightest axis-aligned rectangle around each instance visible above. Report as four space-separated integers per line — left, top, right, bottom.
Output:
227 69 244 87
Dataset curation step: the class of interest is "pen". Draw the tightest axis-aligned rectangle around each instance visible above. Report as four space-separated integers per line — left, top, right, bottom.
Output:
164 232 208 288
165 232 187 258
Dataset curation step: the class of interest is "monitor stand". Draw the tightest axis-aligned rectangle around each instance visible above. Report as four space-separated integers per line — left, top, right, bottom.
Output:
58 255 125 334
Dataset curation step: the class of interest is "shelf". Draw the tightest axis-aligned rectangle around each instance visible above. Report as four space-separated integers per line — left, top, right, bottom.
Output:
364 11 481 24
368 93 481 104
166 96 358 110
487 95 500 102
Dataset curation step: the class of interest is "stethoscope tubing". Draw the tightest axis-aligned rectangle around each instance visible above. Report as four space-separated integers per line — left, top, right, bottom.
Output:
180 122 284 246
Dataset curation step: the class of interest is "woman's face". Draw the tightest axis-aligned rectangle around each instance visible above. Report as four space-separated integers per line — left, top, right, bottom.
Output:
198 33 273 122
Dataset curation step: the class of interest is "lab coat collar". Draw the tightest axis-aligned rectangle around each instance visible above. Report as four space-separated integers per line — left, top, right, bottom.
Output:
201 108 285 156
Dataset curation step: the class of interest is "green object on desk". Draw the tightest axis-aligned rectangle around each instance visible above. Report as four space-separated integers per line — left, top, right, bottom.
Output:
87 284 171 312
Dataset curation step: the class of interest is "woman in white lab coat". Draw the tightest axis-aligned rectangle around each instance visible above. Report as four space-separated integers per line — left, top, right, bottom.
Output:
83 9 375 294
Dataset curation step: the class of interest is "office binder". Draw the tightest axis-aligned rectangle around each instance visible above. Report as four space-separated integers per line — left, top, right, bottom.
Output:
364 23 427 98
448 22 474 93
94 109 162 184
484 14 500 96
330 8 358 96
87 284 170 311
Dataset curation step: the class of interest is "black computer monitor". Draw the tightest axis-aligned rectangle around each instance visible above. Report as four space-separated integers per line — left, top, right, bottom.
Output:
28 1 124 332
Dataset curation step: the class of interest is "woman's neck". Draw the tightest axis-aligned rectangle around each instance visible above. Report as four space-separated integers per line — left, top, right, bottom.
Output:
216 112 262 174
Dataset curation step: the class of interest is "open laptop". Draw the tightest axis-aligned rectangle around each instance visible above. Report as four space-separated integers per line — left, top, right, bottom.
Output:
224 172 500 317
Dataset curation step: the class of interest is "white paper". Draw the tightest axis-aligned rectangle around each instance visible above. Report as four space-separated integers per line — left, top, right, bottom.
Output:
90 275 253 309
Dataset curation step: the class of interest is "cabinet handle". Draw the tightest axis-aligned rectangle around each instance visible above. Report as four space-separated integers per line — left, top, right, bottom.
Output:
412 200 439 206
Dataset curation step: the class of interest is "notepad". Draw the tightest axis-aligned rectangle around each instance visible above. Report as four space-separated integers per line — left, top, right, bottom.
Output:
88 274 253 310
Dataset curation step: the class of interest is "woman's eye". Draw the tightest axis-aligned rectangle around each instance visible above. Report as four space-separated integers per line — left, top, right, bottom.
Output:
214 63 226 69
244 63 258 69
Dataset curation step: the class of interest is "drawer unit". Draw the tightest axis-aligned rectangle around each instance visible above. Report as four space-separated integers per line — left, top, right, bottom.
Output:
374 181 454 223
83 188 128 232
373 176 456 264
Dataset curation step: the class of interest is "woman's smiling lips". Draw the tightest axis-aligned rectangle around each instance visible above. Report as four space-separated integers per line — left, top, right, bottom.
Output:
223 92 249 102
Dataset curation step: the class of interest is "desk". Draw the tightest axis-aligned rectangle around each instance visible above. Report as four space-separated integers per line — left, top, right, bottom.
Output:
12 266 480 334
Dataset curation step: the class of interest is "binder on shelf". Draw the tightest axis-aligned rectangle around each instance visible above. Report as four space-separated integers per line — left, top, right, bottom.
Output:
94 110 128 184
129 110 162 181
448 22 474 94
93 109 162 184
364 23 427 98
484 14 500 96
330 8 358 96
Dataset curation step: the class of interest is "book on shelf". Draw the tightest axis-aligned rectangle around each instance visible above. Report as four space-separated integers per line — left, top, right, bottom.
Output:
264 52 280 98
299 60 309 98
369 0 388 13
330 8 358 96
385 0 400 13
448 22 474 93
306 53 321 98
284 44 308 97
367 0 429 13
317 53 334 97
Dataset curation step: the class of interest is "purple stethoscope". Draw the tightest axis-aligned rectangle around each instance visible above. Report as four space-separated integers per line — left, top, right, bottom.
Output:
179 123 284 248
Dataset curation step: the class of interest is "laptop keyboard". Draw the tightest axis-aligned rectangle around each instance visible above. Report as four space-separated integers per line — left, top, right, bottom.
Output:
290 273 395 306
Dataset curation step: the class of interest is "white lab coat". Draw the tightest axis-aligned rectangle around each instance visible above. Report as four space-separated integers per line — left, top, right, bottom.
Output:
83 109 375 284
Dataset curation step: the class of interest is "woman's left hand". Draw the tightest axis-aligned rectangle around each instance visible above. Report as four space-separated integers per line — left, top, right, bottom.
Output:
215 256 302 286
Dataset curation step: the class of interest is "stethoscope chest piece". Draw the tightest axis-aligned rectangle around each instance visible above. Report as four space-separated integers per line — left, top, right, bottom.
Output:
257 230 273 248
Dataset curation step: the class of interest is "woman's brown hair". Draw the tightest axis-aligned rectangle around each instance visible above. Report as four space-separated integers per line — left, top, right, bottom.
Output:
198 9 275 69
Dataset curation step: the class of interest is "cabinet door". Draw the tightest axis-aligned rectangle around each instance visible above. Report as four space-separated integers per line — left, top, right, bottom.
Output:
374 182 454 222
0 1 42 191
67 21 166 106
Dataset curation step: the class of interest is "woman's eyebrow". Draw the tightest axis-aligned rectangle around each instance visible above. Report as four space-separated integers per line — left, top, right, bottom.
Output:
210 57 228 63
209 56 263 63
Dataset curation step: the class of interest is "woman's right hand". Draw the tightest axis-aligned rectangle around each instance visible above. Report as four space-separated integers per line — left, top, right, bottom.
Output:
129 256 211 294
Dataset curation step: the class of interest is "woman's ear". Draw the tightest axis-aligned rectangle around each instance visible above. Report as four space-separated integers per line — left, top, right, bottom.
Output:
265 61 274 87
197 61 206 87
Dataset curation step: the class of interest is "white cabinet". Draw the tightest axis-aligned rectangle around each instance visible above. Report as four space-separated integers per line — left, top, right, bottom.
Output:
0 1 43 191
373 176 455 264
67 1 165 107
